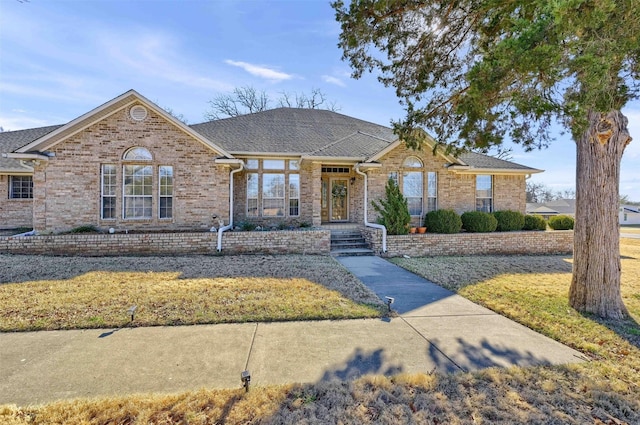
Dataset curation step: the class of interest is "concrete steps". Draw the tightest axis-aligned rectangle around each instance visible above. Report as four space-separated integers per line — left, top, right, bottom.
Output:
330 229 373 256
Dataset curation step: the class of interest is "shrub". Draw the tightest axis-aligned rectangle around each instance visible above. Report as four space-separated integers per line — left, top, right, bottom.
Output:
524 214 547 231
461 211 498 233
238 221 256 231
492 210 525 231
424 209 462 234
372 178 411 235
548 215 575 230
70 225 98 233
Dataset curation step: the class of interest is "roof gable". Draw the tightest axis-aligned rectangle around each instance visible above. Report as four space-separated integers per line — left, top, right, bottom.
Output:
15 90 233 158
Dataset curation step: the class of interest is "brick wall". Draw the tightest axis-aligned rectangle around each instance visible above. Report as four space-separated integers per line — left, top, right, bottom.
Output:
0 229 331 256
32 104 230 233
362 227 573 257
366 143 527 224
0 175 33 228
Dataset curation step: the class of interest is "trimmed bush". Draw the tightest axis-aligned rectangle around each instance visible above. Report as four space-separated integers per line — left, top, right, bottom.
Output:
524 214 547 231
424 209 462 234
461 211 498 233
548 215 575 230
492 210 525 231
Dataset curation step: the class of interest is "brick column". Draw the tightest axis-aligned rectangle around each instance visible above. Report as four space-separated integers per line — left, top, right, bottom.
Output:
310 162 322 226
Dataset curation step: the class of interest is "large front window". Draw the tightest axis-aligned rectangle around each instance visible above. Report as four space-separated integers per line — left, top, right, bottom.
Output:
123 165 152 219
9 175 33 199
245 159 300 218
476 175 493 212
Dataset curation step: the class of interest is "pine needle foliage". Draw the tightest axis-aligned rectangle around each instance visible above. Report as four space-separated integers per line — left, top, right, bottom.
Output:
372 178 411 235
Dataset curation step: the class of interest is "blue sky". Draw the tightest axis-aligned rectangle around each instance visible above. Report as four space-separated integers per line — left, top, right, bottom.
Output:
1 0 638 201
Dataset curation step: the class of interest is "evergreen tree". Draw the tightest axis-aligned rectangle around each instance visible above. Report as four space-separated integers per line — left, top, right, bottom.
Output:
372 178 411 235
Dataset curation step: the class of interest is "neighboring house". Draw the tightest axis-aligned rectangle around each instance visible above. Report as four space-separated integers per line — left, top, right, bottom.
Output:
1 90 542 233
620 205 640 225
526 199 576 220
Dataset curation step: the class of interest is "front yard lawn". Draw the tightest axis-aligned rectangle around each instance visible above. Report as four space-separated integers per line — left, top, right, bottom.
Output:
2 242 639 424
0 255 384 331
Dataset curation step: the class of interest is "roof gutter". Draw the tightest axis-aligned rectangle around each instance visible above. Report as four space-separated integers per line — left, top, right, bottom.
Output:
354 163 386 253
2 152 52 161
215 158 244 251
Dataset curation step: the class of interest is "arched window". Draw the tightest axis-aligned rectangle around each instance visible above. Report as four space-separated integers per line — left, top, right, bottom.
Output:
403 157 422 168
402 157 423 216
123 147 152 161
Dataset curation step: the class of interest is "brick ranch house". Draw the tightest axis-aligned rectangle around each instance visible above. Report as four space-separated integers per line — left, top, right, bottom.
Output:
1 90 541 246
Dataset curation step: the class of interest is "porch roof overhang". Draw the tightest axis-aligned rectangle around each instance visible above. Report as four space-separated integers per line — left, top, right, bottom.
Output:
2 152 51 161
214 158 244 169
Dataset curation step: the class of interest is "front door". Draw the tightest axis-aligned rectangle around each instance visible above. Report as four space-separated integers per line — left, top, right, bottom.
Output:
330 179 349 222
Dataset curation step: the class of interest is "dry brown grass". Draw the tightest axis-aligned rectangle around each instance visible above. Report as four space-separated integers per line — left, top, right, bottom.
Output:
0 255 384 331
2 244 640 424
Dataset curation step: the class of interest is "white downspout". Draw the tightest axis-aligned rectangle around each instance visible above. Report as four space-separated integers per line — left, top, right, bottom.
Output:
355 164 387 253
217 162 244 252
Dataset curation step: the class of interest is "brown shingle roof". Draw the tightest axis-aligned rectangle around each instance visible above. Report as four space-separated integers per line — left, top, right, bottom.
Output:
0 125 63 172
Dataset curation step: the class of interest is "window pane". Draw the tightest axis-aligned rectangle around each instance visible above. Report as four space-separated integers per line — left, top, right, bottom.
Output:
476 198 493 213
101 165 116 219
245 159 258 169
407 197 423 216
263 174 285 198
263 159 285 170
476 175 493 213
159 166 173 219
289 199 299 216
289 174 300 198
247 173 259 198
289 160 300 170
263 198 285 217
10 176 33 199
388 172 398 186
123 165 152 219
403 171 422 197
289 174 300 216
247 199 258 217
123 147 152 160
403 156 422 168
427 172 437 197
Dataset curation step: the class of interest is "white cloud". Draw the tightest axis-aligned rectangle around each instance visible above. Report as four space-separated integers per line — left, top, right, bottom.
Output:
322 75 346 87
224 60 293 82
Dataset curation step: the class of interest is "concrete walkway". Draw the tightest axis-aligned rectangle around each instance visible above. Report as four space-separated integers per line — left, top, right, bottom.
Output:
0 257 586 407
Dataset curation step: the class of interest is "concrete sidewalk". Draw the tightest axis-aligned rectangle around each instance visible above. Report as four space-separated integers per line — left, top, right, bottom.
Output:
0 256 587 407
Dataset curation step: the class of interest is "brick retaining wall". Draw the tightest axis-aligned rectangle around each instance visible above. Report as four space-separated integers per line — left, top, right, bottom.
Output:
0 230 331 256
361 227 573 257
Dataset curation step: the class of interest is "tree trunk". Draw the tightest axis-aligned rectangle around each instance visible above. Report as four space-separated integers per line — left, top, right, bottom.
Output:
569 110 631 319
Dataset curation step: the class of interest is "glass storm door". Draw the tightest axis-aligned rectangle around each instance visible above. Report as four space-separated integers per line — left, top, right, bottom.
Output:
330 179 349 221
